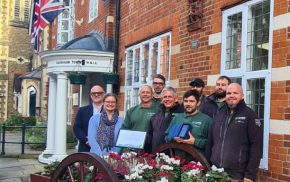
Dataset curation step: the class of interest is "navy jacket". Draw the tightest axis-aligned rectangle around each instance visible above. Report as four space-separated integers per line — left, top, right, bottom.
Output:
73 105 93 152
200 94 225 118
146 103 184 152
206 100 263 180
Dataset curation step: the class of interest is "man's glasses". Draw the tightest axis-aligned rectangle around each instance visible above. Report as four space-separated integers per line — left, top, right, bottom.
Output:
90 92 104 96
153 82 164 86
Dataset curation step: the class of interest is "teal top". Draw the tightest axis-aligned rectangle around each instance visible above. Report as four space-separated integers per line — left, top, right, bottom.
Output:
122 102 159 132
165 111 212 153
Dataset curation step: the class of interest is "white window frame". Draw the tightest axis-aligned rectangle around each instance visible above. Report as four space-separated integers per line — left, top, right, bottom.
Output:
124 32 171 111
57 0 74 46
89 0 98 22
221 0 273 169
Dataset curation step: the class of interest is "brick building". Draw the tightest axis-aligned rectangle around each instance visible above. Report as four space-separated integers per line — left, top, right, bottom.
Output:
34 0 289 180
117 0 290 181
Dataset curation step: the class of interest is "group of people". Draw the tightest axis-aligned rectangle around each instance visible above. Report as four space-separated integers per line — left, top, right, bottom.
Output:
73 74 263 182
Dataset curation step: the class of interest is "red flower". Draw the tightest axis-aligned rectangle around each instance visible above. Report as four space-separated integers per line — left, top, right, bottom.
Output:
95 172 104 180
159 171 173 177
108 152 121 160
148 160 157 167
182 161 204 171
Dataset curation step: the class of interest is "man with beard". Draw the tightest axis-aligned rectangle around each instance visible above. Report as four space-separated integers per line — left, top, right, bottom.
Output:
200 75 231 118
189 77 206 106
206 83 263 182
122 85 159 132
165 90 212 154
152 74 166 104
146 86 184 153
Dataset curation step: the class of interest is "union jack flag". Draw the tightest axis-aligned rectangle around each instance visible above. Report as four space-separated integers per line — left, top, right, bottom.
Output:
30 0 65 51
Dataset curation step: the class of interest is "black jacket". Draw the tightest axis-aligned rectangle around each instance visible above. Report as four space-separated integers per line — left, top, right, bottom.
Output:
73 105 94 152
205 100 263 180
200 94 225 118
146 103 184 153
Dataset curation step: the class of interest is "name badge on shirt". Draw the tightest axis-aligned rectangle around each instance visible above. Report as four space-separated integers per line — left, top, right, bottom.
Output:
192 121 202 128
234 116 246 124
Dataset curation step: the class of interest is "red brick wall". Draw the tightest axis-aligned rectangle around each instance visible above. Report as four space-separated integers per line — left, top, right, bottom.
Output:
74 0 115 38
257 134 290 182
118 0 244 100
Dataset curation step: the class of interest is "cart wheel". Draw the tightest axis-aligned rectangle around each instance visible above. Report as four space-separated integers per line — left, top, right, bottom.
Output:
50 152 120 182
152 142 211 172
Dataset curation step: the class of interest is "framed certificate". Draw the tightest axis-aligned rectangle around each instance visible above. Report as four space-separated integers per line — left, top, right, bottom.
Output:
116 129 147 149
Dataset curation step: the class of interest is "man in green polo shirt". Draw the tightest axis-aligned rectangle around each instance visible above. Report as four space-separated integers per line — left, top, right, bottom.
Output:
122 85 159 132
166 90 212 154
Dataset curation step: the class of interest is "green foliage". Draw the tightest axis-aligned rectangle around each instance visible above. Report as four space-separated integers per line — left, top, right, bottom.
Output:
181 172 204 182
25 123 77 150
26 122 46 150
43 161 61 176
4 114 37 131
67 126 77 144
205 170 231 182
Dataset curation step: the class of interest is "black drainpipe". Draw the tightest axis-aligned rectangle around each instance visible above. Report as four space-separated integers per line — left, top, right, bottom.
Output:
113 0 120 73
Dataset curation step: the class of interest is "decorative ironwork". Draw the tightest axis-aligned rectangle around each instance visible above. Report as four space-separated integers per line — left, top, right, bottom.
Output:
187 0 203 32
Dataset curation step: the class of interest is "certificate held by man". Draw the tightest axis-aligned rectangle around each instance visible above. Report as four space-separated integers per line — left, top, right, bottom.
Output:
116 129 147 149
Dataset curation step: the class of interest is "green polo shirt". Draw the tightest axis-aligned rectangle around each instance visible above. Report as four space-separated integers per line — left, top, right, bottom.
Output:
122 102 159 132
165 111 212 153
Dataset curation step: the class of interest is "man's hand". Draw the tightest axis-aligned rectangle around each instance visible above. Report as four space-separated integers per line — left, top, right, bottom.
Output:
244 178 253 182
174 132 195 145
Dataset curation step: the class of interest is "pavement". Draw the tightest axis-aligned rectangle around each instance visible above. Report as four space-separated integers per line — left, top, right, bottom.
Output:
0 131 77 182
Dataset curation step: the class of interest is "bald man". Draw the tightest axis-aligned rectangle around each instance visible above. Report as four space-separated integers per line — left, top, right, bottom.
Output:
206 83 263 182
73 85 105 152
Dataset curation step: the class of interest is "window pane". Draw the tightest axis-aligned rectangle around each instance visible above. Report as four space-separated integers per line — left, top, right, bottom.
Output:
61 32 68 43
14 0 20 20
24 0 30 21
125 88 139 110
132 88 139 106
150 42 158 80
125 89 131 110
246 0 270 71
141 44 149 84
89 0 98 20
226 12 242 70
160 36 170 80
62 10 70 18
126 50 133 86
230 77 242 85
62 21 69 30
134 48 140 83
246 78 265 121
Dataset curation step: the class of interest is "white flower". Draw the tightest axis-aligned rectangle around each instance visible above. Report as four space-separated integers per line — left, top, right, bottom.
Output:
157 177 169 182
160 165 173 171
186 169 201 177
88 165 94 171
125 171 142 180
211 165 224 172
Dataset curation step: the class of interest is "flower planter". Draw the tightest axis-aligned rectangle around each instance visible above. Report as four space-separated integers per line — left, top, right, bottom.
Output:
102 73 119 84
30 173 51 182
68 72 87 84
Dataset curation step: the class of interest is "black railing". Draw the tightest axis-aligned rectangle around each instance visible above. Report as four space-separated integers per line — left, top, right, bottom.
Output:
0 123 47 155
